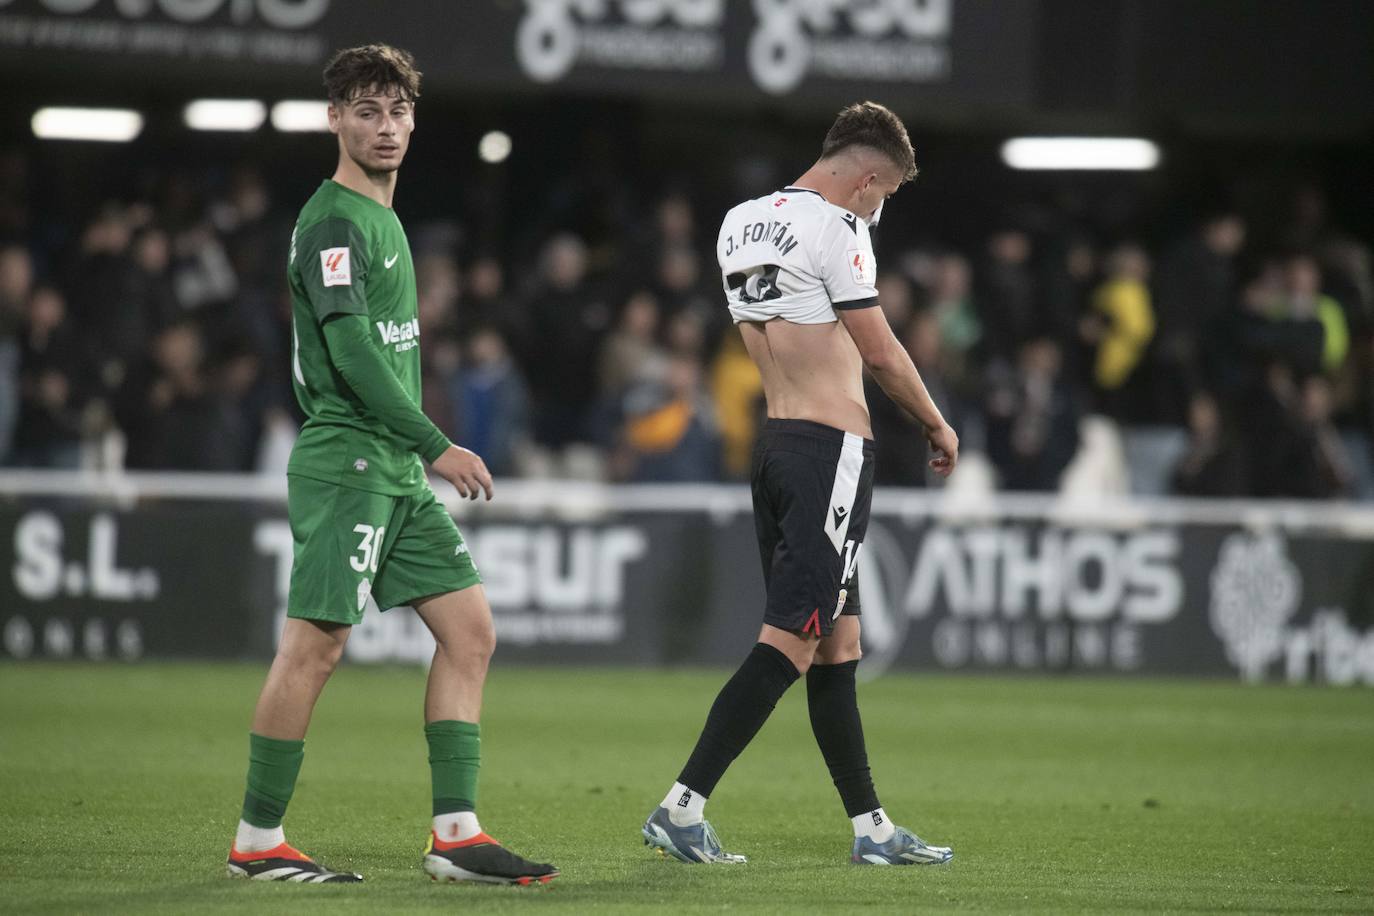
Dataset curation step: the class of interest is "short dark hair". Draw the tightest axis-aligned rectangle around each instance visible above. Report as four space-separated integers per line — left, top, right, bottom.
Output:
323 44 422 105
820 101 917 183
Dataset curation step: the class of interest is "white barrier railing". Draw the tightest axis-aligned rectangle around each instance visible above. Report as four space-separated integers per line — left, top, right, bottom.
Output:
1 470 1373 538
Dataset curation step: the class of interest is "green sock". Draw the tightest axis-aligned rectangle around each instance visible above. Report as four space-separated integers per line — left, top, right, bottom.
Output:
426 720 480 816
241 733 305 829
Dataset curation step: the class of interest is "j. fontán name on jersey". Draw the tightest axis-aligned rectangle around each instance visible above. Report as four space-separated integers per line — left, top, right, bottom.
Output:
723 219 798 258
376 319 420 352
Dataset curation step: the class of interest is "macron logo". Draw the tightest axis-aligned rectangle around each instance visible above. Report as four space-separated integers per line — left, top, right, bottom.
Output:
376 318 421 352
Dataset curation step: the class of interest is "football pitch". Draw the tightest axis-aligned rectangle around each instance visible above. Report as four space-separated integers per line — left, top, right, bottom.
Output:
2 663 1371 914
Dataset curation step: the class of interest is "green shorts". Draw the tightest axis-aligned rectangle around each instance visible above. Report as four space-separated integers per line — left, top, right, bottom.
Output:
286 475 481 626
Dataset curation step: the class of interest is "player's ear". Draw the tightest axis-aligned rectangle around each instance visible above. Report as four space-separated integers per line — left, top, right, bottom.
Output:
327 103 341 135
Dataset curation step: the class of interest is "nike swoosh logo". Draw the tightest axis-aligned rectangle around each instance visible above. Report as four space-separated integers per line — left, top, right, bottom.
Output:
384 253 399 269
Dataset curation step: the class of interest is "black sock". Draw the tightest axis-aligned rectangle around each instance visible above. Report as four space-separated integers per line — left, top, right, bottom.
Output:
677 643 801 797
807 660 880 817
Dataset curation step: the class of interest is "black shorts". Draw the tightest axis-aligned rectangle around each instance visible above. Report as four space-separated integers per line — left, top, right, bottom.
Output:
751 418 875 637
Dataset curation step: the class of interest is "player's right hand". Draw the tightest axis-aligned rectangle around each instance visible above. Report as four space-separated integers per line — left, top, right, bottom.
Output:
432 445 493 501
926 422 959 477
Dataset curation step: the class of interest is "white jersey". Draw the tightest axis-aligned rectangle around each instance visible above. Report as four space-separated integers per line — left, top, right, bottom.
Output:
717 186 878 325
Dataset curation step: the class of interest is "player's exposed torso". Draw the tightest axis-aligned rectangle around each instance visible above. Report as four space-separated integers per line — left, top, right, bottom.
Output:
286 179 426 495
718 187 877 440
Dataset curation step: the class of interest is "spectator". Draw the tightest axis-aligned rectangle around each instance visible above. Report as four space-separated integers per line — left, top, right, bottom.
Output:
0 244 32 461
413 251 464 438
924 253 982 403
598 289 666 398
115 322 245 471
212 333 283 472
68 204 134 342
613 353 721 482
655 192 696 250
977 228 1036 361
170 220 239 318
97 225 181 394
663 307 708 361
875 270 916 331
1280 253 1348 377
11 285 86 468
1082 243 1155 418
450 327 530 478
1041 234 1098 367
655 243 722 349
708 329 763 480
461 253 522 343
985 337 1081 491
1232 358 1346 499
1152 213 1245 422
522 233 611 447
1298 376 1355 498
1170 392 1247 497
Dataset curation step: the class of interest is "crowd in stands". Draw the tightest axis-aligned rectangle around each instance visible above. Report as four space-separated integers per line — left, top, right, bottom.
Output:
1 145 1370 499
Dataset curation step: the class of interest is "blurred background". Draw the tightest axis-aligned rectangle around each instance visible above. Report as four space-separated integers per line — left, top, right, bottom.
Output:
1 0 1373 680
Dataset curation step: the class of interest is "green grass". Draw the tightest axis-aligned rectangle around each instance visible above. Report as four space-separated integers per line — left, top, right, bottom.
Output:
1 664 1372 914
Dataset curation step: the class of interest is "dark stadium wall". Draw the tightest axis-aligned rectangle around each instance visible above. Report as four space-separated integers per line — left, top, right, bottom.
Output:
3 0 1372 135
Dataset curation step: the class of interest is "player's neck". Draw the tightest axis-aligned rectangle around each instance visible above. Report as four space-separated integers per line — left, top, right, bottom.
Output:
791 166 859 217
332 157 397 208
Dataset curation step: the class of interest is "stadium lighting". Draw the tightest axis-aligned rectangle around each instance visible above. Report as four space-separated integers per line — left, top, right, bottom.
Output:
478 130 512 164
271 100 331 132
31 107 143 142
1001 137 1160 171
184 99 266 132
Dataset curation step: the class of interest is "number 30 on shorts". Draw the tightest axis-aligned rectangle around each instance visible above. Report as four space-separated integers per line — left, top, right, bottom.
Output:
350 523 386 574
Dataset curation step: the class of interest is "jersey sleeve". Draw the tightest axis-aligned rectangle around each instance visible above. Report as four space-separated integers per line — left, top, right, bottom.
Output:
295 217 371 322
818 211 879 309
322 314 452 462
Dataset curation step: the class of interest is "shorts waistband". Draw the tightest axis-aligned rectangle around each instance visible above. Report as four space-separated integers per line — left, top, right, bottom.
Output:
759 418 875 456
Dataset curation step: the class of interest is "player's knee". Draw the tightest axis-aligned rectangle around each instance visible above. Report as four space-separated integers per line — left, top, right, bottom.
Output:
815 635 862 666
472 623 496 665
436 623 494 668
279 641 343 680
836 635 863 663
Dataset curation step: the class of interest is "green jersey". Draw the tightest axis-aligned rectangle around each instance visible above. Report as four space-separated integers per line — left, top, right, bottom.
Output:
286 179 440 495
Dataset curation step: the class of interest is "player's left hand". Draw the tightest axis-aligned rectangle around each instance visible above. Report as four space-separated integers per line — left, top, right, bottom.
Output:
432 445 494 501
926 422 959 477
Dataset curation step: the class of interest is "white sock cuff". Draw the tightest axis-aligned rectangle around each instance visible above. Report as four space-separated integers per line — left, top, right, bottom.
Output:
852 807 895 842
234 819 285 853
433 810 482 842
663 781 707 826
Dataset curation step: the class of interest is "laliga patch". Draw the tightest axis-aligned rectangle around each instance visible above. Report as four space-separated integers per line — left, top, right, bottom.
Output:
356 578 372 611
846 249 872 285
833 587 848 620
320 247 352 287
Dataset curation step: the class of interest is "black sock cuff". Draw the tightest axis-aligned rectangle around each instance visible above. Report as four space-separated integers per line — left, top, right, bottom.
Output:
751 642 802 686
807 659 859 684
